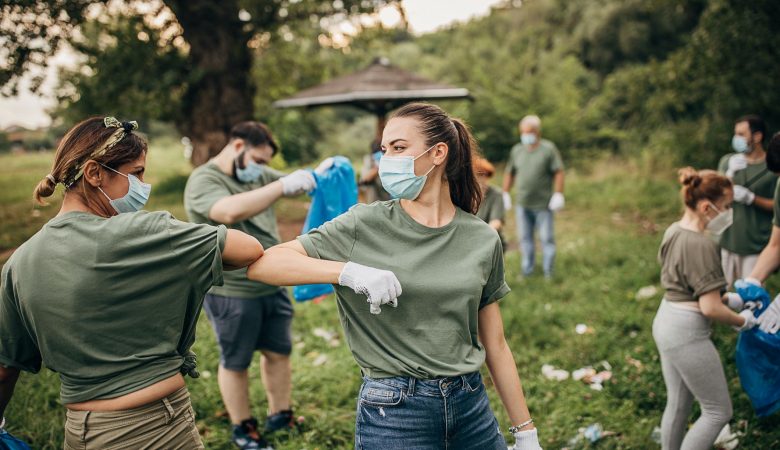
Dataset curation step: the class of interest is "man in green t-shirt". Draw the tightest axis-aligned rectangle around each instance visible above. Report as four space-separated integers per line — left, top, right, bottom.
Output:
184 121 325 449
502 115 565 278
717 115 776 286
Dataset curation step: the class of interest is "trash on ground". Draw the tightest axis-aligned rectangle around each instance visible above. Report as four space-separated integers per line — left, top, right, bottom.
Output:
575 324 594 335
651 426 662 444
714 423 742 450
312 354 329 366
541 364 570 381
636 285 659 300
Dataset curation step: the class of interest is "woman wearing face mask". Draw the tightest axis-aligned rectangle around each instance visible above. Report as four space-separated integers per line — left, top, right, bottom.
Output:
0 117 263 448
247 103 541 449
653 167 757 450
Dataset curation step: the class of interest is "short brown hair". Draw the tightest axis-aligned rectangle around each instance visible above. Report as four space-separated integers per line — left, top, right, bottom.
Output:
230 121 278 155
473 157 495 177
678 167 732 209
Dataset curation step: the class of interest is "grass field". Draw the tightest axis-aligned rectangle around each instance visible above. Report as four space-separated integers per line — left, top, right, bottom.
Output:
1 140 779 449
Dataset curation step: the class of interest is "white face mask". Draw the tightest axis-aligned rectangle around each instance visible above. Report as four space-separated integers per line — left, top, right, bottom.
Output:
705 202 733 235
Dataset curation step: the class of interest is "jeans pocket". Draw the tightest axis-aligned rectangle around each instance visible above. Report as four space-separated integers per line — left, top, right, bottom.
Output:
462 372 483 393
359 381 404 407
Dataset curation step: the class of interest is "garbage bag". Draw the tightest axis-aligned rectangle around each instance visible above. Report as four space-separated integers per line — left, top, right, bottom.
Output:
735 281 780 417
293 156 357 302
0 430 32 450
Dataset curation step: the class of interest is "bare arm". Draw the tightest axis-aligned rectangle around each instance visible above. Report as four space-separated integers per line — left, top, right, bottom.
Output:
753 195 774 212
700 290 746 327
222 229 264 270
0 365 20 419
247 240 345 286
488 219 503 231
553 170 564 193
749 225 780 282
479 302 534 430
209 181 284 225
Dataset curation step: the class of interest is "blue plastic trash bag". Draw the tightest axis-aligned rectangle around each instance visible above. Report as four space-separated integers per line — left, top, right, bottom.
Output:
0 429 32 450
735 281 780 417
293 156 357 302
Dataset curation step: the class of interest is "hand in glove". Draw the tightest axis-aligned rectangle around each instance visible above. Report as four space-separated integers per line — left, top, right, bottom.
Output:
314 157 335 176
502 192 512 211
280 170 317 196
735 309 758 332
511 428 543 450
338 262 402 314
548 192 565 212
758 295 780 334
732 185 755 205
724 292 744 311
726 154 748 178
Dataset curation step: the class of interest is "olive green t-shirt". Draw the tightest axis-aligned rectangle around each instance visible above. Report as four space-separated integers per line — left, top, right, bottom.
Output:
297 200 510 379
717 154 778 255
0 211 226 404
772 178 780 227
185 162 282 298
506 139 564 210
476 185 506 246
658 222 727 302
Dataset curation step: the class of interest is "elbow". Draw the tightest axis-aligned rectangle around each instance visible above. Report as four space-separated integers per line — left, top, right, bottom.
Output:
700 303 717 318
0 366 20 384
209 207 240 226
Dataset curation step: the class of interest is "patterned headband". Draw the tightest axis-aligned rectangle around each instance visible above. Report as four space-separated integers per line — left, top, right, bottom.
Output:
64 117 138 187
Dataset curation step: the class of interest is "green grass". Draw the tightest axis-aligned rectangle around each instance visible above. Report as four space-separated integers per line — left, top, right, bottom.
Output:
1 145 779 449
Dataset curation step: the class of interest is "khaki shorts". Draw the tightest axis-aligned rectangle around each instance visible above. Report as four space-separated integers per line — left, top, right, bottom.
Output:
64 387 203 450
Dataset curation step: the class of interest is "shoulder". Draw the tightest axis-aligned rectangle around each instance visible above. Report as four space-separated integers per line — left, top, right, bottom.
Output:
349 200 394 222
459 208 501 241
107 210 176 234
717 153 735 168
540 139 559 153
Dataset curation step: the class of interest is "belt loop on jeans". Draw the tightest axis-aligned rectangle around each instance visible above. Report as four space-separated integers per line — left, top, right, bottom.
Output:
162 396 175 424
80 411 91 441
407 377 415 396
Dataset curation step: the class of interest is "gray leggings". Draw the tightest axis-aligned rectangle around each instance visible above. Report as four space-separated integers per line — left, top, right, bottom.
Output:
652 300 733 450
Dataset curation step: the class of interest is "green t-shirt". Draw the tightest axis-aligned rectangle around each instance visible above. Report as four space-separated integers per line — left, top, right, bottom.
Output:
717 154 778 255
658 222 727 302
298 200 510 379
0 211 226 404
774 181 780 227
506 139 564 210
476 185 506 246
184 162 282 298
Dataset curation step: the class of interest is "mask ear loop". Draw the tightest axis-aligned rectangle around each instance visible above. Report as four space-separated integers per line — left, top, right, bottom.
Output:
414 143 439 177
96 163 130 202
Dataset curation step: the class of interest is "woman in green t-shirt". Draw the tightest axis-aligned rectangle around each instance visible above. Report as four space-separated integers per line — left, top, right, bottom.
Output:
249 103 541 449
0 117 262 448
654 167 758 450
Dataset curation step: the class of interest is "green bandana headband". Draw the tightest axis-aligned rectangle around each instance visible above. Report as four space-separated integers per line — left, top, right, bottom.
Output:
65 117 139 187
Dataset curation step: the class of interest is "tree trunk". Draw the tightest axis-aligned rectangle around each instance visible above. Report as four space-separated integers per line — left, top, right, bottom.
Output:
165 0 255 166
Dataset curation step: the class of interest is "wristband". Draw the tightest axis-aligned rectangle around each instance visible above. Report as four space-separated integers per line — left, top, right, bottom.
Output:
509 418 534 433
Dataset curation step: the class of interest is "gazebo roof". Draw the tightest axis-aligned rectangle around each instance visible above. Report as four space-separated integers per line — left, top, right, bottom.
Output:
272 57 470 113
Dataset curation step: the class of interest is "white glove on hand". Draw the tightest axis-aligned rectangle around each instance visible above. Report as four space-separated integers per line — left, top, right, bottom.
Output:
511 428 543 450
314 157 335 176
280 170 317 196
735 309 758 332
726 154 748 178
732 185 755 205
502 192 512 211
338 262 402 314
758 295 780 334
0 416 5 432
548 192 565 212
724 292 744 311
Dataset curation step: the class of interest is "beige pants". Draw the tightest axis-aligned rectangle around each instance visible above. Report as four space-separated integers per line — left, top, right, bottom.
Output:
64 387 204 450
720 249 759 288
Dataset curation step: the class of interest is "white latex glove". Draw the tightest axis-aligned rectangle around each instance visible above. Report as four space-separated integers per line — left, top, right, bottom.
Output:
758 295 780 334
338 262 402 314
548 192 565 212
743 277 762 286
502 192 512 211
0 416 5 431
280 170 317 196
735 309 758 332
726 154 748 178
732 185 755 205
724 292 744 311
314 157 335 176
510 428 543 450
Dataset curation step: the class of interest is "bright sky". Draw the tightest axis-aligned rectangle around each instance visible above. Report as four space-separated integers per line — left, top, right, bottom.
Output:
0 0 503 129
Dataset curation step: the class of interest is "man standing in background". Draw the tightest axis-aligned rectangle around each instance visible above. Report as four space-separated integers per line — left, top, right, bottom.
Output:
718 115 776 286
502 115 565 279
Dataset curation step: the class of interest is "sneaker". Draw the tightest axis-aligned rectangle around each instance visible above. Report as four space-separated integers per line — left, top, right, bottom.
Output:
264 409 303 434
232 418 273 450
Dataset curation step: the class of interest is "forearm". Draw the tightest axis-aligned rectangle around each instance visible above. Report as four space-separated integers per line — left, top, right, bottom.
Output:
485 340 533 428
0 366 20 418
247 245 344 286
553 171 564 193
210 181 284 224
701 293 746 327
753 196 774 211
750 226 780 282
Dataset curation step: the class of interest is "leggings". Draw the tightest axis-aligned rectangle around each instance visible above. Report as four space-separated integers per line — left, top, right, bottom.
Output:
652 300 733 450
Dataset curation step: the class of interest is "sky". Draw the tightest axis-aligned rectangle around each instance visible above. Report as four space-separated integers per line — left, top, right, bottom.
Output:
0 0 504 129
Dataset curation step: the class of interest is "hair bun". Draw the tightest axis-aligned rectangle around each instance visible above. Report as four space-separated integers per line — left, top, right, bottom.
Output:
678 167 701 187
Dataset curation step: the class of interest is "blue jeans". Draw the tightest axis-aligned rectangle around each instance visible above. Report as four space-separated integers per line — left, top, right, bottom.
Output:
354 372 506 450
516 207 556 277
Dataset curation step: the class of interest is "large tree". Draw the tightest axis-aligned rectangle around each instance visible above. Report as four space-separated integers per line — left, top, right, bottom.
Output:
0 0 389 165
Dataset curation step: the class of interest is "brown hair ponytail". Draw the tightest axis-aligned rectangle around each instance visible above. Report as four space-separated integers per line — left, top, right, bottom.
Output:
678 166 732 209
390 103 482 214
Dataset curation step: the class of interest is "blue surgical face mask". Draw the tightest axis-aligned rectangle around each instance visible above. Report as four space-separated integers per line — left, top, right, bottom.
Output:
379 144 436 200
98 164 152 214
521 133 537 146
732 135 750 153
235 153 265 183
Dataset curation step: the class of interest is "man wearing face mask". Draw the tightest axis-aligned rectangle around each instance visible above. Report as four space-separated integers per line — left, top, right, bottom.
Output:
184 121 319 449
717 115 776 287
502 115 565 279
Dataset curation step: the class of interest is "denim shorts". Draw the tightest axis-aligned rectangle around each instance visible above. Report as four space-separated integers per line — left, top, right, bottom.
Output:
355 371 506 450
203 290 293 370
